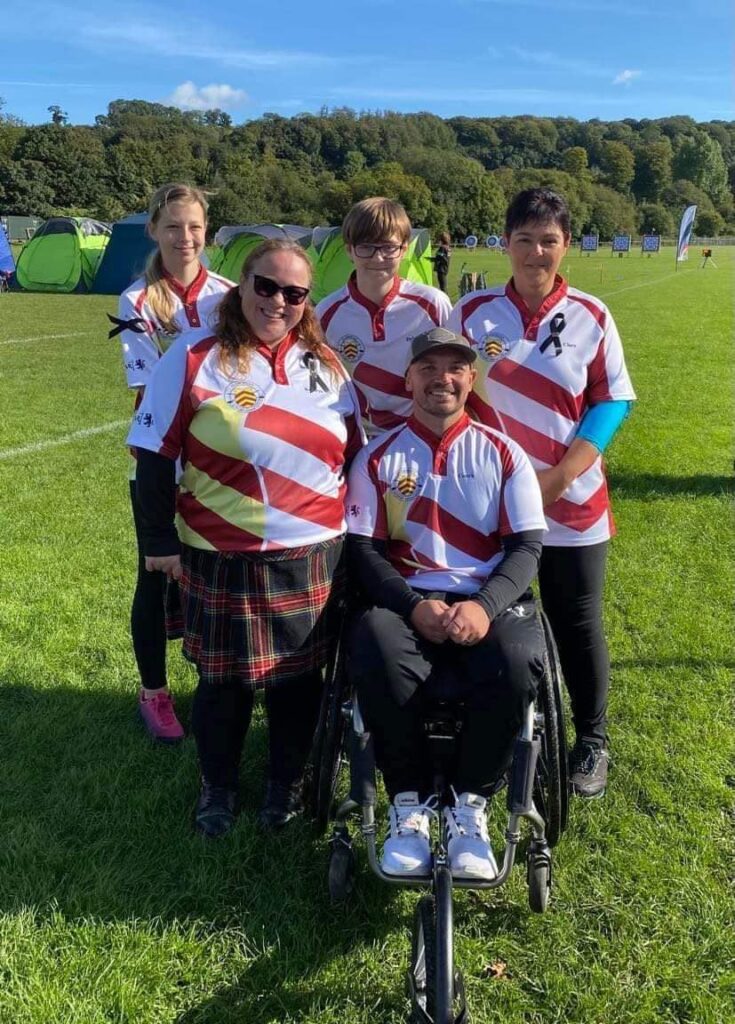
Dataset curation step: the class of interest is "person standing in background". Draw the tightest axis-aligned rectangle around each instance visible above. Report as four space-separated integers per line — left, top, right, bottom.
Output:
430 232 451 293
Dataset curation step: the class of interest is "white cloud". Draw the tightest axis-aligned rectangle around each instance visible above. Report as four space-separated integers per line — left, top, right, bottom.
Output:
80 15 353 70
165 82 247 111
613 69 642 86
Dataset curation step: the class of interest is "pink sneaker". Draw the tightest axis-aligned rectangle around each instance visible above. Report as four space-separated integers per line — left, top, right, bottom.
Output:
139 690 185 743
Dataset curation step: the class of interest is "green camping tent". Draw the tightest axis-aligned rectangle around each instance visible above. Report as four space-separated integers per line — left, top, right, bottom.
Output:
15 217 110 293
211 224 312 283
310 227 433 304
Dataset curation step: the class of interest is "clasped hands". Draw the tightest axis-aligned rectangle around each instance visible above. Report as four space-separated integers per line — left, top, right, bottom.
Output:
410 598 490 646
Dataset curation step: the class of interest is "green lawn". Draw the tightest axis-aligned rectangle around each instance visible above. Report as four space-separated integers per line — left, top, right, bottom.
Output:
0 249 733 1024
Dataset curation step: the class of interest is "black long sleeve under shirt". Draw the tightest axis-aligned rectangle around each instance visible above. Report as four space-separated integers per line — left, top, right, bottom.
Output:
135 448 179 557
347 530 544 621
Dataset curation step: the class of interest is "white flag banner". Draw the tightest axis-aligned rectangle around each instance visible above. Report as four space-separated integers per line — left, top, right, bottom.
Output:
676 205 697 262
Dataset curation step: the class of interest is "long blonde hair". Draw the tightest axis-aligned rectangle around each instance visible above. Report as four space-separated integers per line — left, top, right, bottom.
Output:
214 239 339 375
144 183 208 338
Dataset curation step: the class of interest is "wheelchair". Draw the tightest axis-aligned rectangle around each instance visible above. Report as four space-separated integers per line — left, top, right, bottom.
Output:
307 601 569 1024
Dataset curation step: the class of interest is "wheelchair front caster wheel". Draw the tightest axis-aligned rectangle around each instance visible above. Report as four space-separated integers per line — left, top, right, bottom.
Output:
527 846 552 914
328 836 355 903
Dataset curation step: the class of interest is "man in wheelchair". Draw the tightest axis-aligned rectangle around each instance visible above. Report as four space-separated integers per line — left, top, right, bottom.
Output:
345 327 547 880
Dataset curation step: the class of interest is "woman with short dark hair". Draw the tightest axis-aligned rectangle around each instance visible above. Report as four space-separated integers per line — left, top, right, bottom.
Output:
449 187 636 798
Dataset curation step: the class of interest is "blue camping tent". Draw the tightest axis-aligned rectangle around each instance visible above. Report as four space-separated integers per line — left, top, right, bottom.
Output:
0 223 16 284
91 213 156 294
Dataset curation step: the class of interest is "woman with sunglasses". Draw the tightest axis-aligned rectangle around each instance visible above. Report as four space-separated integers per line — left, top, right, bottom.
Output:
113 182 233 743
128 239 363 837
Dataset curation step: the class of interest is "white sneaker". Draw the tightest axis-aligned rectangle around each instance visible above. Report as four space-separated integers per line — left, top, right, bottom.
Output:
444 792 498 880
381 792 436 877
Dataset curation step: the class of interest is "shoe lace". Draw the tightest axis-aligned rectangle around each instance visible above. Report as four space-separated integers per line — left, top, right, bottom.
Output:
571 744 598 776
150 691 177 726
393 796 438 838
447 789 487 840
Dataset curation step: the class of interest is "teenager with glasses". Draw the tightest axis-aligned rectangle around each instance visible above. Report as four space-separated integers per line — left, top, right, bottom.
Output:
114 182 233 744
316 197 453 438
448 188 636 798
127 239 363 838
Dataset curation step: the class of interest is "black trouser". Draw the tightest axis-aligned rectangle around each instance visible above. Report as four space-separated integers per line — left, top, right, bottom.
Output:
129 480 168 692
538 542 609 748
349 598 545 800
192 671 324 790
436 269 448 293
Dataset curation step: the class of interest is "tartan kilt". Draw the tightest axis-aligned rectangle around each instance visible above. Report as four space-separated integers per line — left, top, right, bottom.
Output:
164 578 184 640
178 538 345 688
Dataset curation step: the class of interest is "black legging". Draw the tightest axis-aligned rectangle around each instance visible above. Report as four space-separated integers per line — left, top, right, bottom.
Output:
192 671 324 790
538 542 609 748
129 481 168 691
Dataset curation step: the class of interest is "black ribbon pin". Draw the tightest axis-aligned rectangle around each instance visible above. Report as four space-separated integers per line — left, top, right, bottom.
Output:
539 312 566 356
107 313 149 339
303 351 329 393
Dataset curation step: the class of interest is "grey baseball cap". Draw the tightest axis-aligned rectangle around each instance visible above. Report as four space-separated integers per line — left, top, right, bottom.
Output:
408 326 477 368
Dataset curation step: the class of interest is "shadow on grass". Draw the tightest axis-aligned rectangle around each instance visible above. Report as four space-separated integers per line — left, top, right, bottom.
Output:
1 677 531 1022
608 471 734 500
612 657 735 671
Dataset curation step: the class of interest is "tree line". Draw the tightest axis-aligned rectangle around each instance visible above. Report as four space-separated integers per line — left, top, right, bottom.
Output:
1 99 733 239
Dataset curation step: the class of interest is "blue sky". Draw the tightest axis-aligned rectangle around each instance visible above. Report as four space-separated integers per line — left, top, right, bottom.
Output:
2 0 732 126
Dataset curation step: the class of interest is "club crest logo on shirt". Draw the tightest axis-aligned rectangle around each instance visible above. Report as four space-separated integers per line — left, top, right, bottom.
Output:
223 379 265 413
477 331 512 362
337 335 365 364
392 470 423 500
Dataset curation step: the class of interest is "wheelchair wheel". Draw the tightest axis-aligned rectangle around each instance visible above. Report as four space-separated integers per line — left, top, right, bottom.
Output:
533 611 569 848
408 896 436 1022
307 608 349 835
328 828 355 903
408 871 467 1024
527 839 552 914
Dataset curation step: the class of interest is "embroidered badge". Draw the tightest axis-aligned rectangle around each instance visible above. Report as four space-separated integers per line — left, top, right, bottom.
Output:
338 335 365 363
477 331 512 362
392 471 422 499
223 380 265 412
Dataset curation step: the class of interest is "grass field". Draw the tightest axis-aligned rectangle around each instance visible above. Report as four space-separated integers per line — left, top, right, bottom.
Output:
1 248 733 1024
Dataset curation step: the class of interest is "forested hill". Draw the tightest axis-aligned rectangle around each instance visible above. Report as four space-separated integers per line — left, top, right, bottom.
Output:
1 100 733 238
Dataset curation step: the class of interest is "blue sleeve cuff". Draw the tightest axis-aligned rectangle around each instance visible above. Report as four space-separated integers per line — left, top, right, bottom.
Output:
576 400 632 453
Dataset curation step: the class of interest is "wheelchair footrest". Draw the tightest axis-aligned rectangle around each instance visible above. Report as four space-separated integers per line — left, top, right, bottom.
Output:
507 736 540 814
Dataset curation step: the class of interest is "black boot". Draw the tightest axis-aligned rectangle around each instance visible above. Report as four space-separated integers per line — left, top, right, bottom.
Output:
195 781 238 837
257 779 304 830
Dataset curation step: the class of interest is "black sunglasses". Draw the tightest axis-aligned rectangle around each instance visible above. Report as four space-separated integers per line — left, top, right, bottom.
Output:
249 273 310 305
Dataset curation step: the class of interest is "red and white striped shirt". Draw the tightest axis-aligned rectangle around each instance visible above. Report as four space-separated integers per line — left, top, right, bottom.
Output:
316 275 452 437
118 265 234 388
127 332 364 552
346 413 546 594
447 276 635 546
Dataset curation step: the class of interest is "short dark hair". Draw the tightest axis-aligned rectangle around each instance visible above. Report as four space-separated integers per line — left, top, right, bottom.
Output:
504 188 571 238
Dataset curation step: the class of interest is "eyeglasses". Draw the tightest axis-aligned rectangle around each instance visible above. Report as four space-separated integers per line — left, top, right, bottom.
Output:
249 274 310 305
353 242 404 259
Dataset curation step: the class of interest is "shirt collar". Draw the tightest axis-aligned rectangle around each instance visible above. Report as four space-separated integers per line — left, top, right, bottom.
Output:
162 263 207 304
